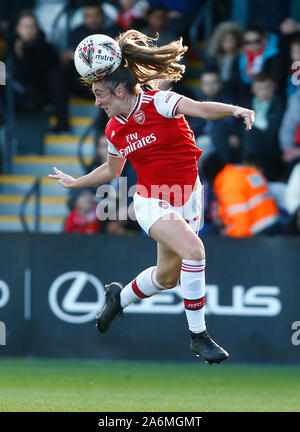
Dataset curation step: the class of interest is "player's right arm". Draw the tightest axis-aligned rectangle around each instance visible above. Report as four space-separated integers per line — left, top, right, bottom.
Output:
48 154 126 189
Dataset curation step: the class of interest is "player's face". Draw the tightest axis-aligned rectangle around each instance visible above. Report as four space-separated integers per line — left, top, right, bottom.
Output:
92 82 123 118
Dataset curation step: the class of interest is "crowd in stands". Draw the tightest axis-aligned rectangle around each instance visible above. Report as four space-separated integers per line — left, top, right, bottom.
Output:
0 0 299 237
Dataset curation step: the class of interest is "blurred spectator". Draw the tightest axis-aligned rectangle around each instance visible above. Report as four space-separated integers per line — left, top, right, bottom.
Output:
49 1 122 132
242 72 285 181
85 133 108 175
284 162 300 215
238 25 281 102
279 87 300 174
206 21 243 87
116 0 148 30
67 1 122 52
280 0 300 37
147 0 201 36
140 4 178 45
202 153 281 237
285 35 300 97
85 132 139 233
7 10 58 112
64 188 100 233
286 206 300 235
280 17 300 36
189 69 240 162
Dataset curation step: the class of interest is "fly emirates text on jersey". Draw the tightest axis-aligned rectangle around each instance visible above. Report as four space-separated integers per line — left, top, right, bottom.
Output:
120 132 157 157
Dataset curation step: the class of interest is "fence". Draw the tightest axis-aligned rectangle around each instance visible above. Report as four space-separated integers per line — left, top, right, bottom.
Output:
0 233 299 364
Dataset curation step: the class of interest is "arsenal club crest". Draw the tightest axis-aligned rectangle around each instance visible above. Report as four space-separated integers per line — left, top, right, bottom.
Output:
134 110 145 124
158 201 169 209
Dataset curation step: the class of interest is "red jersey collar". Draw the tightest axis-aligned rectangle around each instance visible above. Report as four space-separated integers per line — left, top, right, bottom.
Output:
115 92 143 123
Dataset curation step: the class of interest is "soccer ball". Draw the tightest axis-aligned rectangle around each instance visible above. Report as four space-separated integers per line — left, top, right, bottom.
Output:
74 34 122 81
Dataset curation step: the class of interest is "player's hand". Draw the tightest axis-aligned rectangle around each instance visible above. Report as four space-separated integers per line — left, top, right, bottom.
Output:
232 107 255 131
48 167 77 188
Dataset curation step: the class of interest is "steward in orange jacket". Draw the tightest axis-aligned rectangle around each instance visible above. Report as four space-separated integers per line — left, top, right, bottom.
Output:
202 154 279 237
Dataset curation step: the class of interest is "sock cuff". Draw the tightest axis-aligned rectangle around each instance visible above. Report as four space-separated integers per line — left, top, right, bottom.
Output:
182 259 206 266
181 259 205 273
150 267 165 290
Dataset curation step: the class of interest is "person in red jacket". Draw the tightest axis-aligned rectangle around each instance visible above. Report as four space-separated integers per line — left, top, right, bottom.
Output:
49 30 254 364
64 189 100 234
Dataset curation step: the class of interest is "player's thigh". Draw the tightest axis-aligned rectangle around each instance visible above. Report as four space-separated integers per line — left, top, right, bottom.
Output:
155 242 182 288
149 212 205 260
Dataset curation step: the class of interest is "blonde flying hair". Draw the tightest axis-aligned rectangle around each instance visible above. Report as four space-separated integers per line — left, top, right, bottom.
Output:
117 30 187 87
83 30 188 93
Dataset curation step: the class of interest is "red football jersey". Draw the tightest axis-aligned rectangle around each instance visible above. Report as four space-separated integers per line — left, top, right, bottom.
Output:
105 90 203 206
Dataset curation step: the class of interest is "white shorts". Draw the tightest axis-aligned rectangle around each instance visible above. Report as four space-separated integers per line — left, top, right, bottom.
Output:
133 186 203 235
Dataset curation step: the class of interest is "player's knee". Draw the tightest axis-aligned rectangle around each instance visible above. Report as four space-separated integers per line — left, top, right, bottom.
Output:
156 274 179 290
185 244 205 261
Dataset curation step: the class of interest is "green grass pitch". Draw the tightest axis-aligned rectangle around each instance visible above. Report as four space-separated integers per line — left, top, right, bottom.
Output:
0 357 299 412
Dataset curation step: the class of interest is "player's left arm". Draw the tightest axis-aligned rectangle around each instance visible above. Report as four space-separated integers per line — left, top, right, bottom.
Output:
176 97 255 131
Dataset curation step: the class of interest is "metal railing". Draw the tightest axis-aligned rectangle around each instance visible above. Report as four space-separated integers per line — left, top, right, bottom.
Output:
2 55 17 174
189 0 215 62
50 0 82 50
20 178 41 233
77 116 99 173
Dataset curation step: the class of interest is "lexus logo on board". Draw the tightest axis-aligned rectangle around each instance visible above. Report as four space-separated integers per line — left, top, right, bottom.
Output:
48 271 105 324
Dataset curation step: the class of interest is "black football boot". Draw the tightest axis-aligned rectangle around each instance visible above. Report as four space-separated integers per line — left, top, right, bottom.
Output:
96 282 123 333
190 330 229 365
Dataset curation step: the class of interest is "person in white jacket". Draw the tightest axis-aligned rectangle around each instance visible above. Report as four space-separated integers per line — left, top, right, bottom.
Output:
279 88 300 169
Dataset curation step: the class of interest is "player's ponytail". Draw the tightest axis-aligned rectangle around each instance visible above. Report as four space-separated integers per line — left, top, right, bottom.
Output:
115 30 188 89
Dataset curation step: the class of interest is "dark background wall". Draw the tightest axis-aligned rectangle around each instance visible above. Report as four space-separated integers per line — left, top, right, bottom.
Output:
0 233 299 364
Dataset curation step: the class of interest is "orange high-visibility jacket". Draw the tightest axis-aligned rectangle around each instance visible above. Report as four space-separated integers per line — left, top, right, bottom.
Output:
213 164 279 237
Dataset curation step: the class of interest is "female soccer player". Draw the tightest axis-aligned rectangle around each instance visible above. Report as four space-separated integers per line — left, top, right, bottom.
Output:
49 30 255 364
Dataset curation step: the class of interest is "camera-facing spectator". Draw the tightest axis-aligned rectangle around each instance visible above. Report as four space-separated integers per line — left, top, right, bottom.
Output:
206 21 243 88
189 69 240 163
140 4 178 46
238 25 281 102
241 72 285 181
147 0 201 36
64 188 100 234
8 10 58 112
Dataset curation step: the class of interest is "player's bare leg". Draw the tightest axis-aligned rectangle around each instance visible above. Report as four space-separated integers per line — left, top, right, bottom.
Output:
96 241 182 333
155 241 181 289
150 213 229 364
